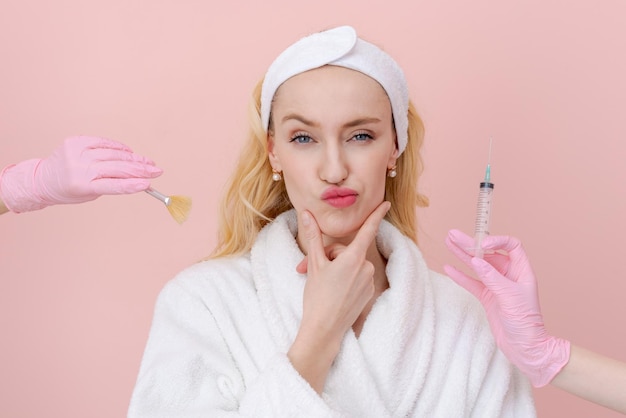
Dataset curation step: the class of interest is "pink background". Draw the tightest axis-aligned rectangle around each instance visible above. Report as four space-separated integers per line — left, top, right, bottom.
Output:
1 1 625 417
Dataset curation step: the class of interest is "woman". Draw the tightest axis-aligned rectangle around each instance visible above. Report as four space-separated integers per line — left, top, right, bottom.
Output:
0 136 161 215
129 26 535 417
445 230 626 415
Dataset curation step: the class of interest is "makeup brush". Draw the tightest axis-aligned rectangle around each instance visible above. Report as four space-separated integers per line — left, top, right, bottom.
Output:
145 187 192 224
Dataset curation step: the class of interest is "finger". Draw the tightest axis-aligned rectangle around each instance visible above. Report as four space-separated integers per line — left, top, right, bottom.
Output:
300 210 327 266
296 243 346 274
480 235 522 254
90 178 152 195
296 257 307 274
90 161 163 179
445 234 474 268
67 136 134 153
85 148 157 166
470 257 514 287
443 264 486 300
481 235 531 267
447 229 475 251
447 228 499 258
349 201 391 255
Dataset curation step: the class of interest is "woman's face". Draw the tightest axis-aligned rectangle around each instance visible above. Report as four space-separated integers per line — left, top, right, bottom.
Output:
268 65 398 246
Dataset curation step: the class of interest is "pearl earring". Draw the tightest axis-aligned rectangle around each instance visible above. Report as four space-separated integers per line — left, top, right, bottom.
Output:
388 167 397 178
272 170 282 181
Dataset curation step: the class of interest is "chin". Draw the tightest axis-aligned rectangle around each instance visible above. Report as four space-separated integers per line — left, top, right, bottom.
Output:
317 210 363 241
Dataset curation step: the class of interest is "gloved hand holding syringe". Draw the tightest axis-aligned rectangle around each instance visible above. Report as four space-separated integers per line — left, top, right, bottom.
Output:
473 139 494 258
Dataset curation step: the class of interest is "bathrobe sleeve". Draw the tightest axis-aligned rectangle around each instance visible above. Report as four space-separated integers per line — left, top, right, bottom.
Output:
128 278 343 418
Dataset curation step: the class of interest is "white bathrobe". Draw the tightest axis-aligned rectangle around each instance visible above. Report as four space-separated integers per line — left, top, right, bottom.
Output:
128 210 536 417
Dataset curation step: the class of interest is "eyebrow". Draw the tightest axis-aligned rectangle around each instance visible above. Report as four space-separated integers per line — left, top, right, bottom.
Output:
280 113 381 128
342 117 381 128
281 113 319 127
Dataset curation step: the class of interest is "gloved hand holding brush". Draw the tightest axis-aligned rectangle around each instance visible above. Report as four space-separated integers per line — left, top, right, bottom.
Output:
0 136 162 214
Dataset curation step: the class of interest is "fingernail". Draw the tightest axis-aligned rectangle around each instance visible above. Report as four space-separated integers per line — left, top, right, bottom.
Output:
148 166 163 174
301 211 311 226
448 229 465 242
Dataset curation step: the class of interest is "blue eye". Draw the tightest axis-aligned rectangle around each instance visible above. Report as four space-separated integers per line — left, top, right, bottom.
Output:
352 133 373 142
290 134 313 144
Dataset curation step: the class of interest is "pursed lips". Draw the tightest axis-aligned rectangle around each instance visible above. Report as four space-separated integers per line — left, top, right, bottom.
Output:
321 187 358 208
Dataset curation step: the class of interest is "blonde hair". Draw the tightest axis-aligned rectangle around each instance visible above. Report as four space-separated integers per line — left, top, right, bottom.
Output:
210 78 428 259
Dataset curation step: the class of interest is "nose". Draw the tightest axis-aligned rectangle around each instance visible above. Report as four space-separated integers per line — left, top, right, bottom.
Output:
319 141 348 184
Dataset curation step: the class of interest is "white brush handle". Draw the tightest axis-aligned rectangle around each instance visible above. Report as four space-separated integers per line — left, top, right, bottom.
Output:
145 187 171 206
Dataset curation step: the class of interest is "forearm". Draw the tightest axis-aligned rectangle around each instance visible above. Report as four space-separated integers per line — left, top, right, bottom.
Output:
551 344 626 414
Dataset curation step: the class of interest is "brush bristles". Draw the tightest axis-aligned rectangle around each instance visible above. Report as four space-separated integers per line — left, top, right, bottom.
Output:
166 195 192 224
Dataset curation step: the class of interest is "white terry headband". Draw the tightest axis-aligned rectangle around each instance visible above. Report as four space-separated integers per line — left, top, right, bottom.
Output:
260 26 410 155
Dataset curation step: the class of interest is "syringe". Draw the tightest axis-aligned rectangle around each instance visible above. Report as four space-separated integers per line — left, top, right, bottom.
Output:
473 140 494 259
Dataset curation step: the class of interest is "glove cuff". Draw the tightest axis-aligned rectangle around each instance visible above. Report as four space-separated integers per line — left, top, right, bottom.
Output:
0 159 49 213
531 337 571 387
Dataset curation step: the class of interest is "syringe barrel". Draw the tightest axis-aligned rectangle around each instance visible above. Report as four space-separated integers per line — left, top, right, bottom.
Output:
474 182 494 236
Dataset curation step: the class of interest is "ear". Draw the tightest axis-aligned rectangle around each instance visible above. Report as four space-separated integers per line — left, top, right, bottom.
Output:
267 135 282 172
387 146 399 169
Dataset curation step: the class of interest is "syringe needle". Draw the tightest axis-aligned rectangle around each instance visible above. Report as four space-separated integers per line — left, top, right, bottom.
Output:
485 137 492 182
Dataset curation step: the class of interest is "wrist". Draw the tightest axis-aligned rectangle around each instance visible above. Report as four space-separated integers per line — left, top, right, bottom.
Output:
0 159 48 213
288 327 342 393
526 336 571 387
0 198 8 214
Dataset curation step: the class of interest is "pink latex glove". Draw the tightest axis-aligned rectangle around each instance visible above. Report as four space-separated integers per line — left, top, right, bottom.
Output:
443 229 571 387
0 136 163 213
